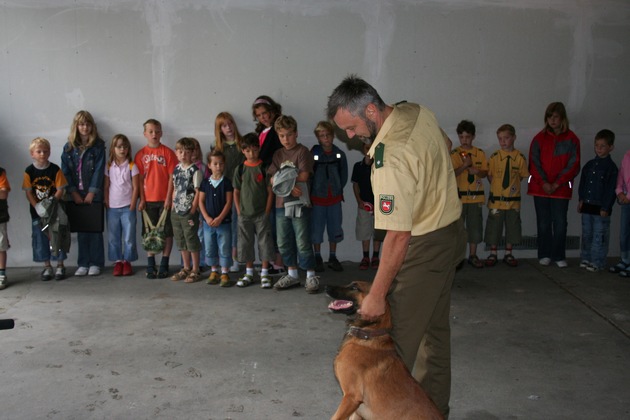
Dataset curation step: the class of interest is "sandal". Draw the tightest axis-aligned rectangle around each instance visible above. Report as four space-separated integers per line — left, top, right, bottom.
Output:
503 254 518 267
171 268 190 282
237 274 253 287
484 254 498 267
157 264 170 279
260 275 272 289
184 271 201 283
609 262 628 273
467 255 483 269
220 273 233 287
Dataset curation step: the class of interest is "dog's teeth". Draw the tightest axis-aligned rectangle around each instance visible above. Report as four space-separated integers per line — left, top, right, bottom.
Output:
329 300 353 310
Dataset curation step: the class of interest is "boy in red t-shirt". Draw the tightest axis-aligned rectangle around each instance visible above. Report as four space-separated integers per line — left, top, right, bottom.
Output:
134 119 178 278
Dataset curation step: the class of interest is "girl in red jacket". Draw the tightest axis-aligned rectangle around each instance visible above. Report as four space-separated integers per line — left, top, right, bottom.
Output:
527 102 581 267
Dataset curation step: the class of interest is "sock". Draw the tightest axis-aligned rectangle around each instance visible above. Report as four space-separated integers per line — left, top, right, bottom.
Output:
306 270 315 278
363 251 370 258
159 256 169 268
329 252 336 260
211 267 219 273
261 268 269 276
0 269 5 276
371 251 379 258
289 268 299 278
147 256 156 268
247 267 254 276
221 267 229 274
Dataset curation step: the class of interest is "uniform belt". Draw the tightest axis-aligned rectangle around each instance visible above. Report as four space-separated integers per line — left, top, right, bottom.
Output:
458 190 485 198
489 194 521 202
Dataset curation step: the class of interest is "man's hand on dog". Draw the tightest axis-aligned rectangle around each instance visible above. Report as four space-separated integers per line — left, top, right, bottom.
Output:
357 293 386 320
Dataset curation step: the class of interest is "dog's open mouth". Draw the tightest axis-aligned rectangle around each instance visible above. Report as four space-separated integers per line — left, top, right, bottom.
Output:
328 299 356 315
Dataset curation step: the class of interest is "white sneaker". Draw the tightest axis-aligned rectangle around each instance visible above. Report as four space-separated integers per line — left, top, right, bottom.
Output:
229 261 241 273
88 265 101 276
75 266 89 276
586 265 600 272
305 275 320 294
555 260 568 268
579 260 591 269
539 258 551 266
0 275 7 290
273 274 300 290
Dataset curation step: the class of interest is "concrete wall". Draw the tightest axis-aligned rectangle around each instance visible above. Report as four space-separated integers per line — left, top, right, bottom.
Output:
1 0 629 267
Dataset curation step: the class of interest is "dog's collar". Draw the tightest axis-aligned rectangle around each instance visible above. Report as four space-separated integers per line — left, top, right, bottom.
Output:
347 326 390 340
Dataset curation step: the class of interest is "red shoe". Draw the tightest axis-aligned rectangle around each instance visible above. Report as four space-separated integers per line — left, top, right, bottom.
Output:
359 257 370 270
370 257 380 269
113 261 123 276
122 261 133 276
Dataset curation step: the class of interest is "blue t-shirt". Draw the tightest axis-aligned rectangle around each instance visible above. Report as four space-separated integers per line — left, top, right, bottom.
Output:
200 176 233 223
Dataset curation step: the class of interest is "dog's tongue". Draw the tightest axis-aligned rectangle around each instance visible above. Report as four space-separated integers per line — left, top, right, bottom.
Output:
328 300 353 311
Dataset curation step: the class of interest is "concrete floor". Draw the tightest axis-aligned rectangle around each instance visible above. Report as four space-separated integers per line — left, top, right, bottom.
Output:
1 258 629 420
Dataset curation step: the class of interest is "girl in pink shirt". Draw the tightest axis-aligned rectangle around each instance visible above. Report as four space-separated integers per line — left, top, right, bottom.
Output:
104 134 140 276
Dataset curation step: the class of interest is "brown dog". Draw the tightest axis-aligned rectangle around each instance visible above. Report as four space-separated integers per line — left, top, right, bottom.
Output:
327 281 444 420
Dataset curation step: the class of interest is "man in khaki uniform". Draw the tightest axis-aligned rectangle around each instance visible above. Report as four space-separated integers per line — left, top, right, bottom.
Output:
327 75 465 417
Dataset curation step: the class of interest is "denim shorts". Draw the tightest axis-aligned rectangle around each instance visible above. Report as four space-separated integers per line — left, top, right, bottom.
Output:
311 202 344 244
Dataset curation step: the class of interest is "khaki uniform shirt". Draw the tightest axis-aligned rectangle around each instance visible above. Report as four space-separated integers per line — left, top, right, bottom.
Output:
368 103 461 236
487 149 529 210
451 146 488 204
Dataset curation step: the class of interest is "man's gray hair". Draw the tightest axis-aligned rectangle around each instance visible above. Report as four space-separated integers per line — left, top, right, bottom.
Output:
326 75 387 120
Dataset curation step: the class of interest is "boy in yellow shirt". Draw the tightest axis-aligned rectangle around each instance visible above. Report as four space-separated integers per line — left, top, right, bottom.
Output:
483 124 529 266
451 120 488 268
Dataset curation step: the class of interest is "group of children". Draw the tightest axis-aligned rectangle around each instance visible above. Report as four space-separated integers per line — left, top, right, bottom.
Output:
1 96 383 294
452 117 629 276
2 102 627 293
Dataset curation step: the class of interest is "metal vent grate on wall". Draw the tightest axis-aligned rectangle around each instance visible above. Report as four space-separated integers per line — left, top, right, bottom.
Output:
484 235 580 251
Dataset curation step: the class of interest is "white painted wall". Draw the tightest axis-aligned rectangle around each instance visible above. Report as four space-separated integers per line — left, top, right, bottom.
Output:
1 0 629 267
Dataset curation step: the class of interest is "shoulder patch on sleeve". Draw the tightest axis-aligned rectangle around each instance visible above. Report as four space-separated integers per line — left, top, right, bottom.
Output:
374 143 385 168
379 194 394 215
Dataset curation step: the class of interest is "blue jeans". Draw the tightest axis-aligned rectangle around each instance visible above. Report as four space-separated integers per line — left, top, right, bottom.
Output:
580 213 610 268
534 196 569 261
620 204 630 263
77 231 105 268
311 202 344 244
275 207 315 270
203 222 232 268
31 219 67 263
107 206 138 262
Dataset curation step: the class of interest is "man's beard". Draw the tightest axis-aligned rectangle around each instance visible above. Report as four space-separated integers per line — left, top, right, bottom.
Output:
358 118 377 144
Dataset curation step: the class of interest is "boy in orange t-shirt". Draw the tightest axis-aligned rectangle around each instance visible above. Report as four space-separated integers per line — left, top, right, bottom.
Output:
134 119 178 278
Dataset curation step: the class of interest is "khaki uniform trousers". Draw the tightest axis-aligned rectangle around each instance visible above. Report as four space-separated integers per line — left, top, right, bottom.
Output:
388 219 466 417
